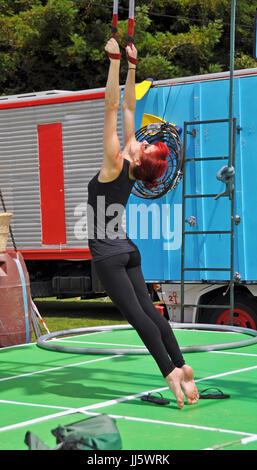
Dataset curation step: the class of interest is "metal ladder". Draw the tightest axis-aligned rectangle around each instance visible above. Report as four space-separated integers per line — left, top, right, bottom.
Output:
181 118 236 323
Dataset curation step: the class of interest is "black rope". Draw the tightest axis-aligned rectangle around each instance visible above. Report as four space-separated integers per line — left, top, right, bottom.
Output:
0 189 17 251
76 2 252 29
162 85 172 122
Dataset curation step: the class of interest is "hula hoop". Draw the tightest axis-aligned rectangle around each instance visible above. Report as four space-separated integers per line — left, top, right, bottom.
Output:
132 122 183 199
37 322 257 355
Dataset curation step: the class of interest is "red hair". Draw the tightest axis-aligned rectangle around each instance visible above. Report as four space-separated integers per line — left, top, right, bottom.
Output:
132 141 169 189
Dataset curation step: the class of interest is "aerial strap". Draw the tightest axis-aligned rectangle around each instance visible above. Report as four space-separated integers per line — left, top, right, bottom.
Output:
108 0 121 59
108 1 138 64
127 0 138 64
127 0 135 47
111 0 119 39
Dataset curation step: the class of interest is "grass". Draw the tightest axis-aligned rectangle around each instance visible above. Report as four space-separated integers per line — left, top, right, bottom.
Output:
32 297 128 341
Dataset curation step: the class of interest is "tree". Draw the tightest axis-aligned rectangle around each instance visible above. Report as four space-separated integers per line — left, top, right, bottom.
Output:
0 0 256 95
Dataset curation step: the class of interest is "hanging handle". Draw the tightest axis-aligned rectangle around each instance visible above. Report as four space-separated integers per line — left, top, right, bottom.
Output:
112 0 119 39
127 0 138 64
127 0 135 47
107 0 121 60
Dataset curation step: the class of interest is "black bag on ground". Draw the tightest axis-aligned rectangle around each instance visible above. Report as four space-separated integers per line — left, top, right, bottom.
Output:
25 414 122 450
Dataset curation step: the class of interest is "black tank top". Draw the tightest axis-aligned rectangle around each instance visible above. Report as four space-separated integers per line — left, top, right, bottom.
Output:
87 158 137 261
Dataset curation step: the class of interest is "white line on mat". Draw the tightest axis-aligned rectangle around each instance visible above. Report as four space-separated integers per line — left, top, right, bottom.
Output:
1 365 257 434
210 351 257 357
0 396 256 440
0 355 122 382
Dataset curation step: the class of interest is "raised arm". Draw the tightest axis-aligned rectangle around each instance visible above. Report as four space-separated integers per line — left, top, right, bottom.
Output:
122 44 138 149
100 38 122 181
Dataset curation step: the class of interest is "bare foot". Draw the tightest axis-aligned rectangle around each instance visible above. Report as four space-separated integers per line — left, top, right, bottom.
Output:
165 368 184 409
181 364 199 405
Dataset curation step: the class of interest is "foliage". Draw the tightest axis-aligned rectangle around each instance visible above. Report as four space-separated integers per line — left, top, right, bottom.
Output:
0 0 256 95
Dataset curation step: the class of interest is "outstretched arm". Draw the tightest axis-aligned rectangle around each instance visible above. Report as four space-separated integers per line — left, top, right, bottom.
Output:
122 44 137 148
101 38 122 178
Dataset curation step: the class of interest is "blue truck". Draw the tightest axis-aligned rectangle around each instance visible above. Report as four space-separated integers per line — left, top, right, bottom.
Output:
129 66 257 329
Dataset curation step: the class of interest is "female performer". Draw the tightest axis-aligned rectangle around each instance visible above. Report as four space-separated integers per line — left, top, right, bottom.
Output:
87 38 199 409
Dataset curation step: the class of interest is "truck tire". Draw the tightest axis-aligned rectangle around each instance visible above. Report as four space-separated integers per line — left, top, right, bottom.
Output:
205 295 257 330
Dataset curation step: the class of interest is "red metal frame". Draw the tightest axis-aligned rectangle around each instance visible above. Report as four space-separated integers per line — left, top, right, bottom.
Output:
0 91 105 110
8 249 92 260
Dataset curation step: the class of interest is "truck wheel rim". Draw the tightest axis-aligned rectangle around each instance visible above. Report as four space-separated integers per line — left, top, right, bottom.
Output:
216 308 257 329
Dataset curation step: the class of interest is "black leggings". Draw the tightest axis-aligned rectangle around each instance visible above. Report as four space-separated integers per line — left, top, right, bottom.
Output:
94 250 185 378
